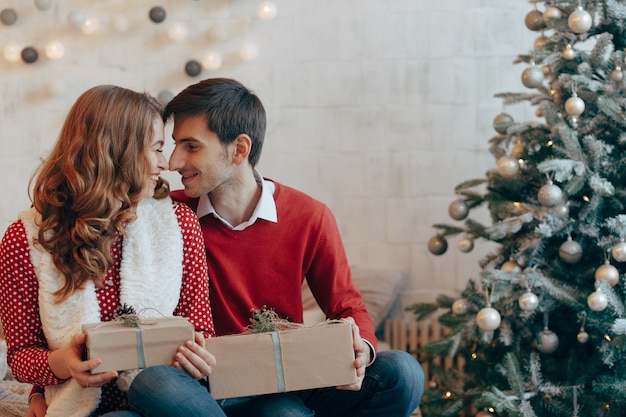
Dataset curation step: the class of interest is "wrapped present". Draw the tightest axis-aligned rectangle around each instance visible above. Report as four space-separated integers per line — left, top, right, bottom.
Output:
205 320 357 399
82 316 194 374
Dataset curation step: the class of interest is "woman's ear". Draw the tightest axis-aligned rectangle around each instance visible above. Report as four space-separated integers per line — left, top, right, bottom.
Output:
232 134 252 165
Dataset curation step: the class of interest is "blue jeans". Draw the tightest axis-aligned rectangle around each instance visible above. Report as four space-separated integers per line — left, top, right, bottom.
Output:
127 350 423 417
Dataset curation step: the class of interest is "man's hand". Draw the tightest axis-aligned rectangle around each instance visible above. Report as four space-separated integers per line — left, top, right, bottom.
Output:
337 317 370 391
173 331 217 380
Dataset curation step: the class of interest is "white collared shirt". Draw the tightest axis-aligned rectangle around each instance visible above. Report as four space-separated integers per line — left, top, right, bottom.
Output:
196 169 277 230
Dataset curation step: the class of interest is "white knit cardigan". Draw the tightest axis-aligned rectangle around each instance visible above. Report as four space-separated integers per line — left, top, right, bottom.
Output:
19 197 183 417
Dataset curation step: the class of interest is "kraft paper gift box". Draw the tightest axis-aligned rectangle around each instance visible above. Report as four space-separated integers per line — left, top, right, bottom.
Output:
82 317 194 374
205 321 357 399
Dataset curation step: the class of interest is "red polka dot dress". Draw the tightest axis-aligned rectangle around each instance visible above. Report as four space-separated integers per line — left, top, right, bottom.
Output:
0 201 214 415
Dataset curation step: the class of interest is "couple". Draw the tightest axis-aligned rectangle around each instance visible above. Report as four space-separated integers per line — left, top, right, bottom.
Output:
0 78 424 417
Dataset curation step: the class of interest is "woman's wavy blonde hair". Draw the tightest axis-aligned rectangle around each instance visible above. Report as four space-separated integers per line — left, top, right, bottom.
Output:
30 85 169 302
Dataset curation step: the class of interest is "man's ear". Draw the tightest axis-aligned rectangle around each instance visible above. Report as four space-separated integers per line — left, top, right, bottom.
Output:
232 134 252 165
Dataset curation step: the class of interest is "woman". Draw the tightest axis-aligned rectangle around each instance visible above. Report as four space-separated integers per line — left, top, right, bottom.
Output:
0 85 215 417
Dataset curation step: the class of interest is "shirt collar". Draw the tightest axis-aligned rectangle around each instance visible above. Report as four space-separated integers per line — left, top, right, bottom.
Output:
196 169 277 230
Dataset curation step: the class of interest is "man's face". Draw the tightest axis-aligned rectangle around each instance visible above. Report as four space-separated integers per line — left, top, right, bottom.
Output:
169 114 234 198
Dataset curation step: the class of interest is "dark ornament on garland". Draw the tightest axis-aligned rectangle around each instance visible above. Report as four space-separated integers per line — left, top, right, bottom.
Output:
21 47 39 64
149 6 167 23
427 235 447 256
185 60 202 77
0 8 17 26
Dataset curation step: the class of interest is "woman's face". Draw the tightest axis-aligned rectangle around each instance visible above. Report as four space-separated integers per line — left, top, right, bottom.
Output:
144 117 168 198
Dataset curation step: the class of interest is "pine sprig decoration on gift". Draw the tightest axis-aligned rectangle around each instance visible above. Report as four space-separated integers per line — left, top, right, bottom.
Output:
412 1 626 416
114 303 140 328
246 305 298 333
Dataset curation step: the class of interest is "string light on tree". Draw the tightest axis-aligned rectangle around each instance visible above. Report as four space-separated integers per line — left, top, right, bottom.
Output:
44 40 65 60
201 51 223 71
257 1 278 20
3 44 21 63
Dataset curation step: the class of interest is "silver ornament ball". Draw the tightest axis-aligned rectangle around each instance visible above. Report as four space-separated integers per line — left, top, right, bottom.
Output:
563 44 576 60
519 291 539 312
428 236 448 256
595 262 620 287
521 66 544 88
452 298 470 315
568 7 592 34
543 5 562 21
476 306 501 331
536 329 559 354
587 289 608 312
496 156 520 178
559 239 583 264
493 112 514 134
552 203 569 217
565 95 585 116
611 241 626 262
448 199 469 221
538 182 562 207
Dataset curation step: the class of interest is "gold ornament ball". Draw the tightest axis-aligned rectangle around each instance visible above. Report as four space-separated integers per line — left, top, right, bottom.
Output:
587 289 608 311
452 298 470 315
543 5 562 21
563 44 576 60
534 35 549 50
493 112 514 134
595 262 620 286
565 95 585 116
501 259 521 272
577 329 589 344
611 67 624 82
457 237 474 253
525 9 545 31
611 241 626 262
496 155 520 178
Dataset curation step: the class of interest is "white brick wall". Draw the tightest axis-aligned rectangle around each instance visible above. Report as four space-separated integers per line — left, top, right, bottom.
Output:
0 0 537 313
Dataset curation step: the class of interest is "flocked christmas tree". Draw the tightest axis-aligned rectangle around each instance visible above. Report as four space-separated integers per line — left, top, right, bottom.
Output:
408 1 626 417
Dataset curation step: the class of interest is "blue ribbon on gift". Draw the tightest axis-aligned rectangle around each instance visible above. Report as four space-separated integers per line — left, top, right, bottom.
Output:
271 332 286 392
135 326 146 369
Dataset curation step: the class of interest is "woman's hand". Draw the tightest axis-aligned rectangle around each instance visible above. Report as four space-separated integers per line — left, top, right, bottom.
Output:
173 331 216 380
47 333 118 388
337 317 370 391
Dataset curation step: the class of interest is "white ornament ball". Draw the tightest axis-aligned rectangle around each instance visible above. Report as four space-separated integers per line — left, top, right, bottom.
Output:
452 298 470 315
44 40 65 60
476 306 501 331
559 239 583 264
448 199 469 221
457 237 474 253
521 66 544 88
501 259 521 273
239 41 258 61
538 182 562 207
3 44 21 63
568 7 592 34
257 1 278 20
577 329 589 344
587 289 608 312
543 5 562 21
496 156 520 178
537 328 559 354
595 262 620 287
493 112 514 134
565 95 585 116
518 291 539 312
168 22 189 42
80 17 100 35
563 44 576 60
611 241 626 262
201 51 223 71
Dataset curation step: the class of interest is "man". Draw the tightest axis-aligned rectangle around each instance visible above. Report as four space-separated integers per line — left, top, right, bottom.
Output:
128 78 423 417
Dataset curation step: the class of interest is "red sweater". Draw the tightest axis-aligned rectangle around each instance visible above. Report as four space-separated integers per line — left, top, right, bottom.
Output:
171 180 376 346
